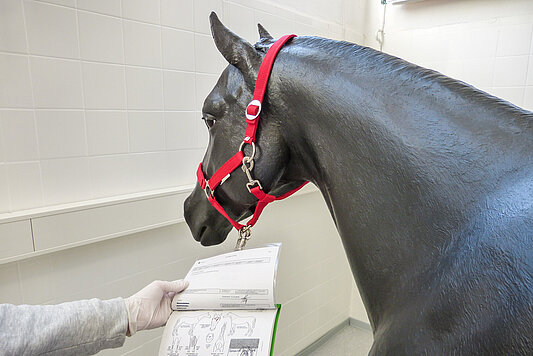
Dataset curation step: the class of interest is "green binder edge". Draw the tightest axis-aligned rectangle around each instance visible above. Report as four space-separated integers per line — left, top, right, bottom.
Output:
270 304 282 356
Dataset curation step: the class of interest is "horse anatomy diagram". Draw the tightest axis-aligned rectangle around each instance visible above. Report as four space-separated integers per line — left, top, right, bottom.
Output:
166 311 259 356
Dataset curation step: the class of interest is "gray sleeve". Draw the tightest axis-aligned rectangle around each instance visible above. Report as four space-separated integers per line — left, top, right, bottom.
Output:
0 298 128 356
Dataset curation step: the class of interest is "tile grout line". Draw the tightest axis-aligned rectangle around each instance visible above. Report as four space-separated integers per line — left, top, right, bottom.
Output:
74 0 95 201
0 51 222 82
0 148 205 166
119 0 132 157
192 1 201 149
20 0 45 210
159 0 167 151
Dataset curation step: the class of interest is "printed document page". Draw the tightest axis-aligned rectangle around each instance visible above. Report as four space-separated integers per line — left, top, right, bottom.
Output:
172 244 281 310
159 309 279 356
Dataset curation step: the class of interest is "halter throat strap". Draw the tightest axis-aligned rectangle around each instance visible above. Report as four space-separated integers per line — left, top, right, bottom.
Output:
197 34 308 236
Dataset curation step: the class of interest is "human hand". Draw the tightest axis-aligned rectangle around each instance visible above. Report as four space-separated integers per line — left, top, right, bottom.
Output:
125 279 189 336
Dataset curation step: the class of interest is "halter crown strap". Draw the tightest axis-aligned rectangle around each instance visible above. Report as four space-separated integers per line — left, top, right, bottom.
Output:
197 34 308 232
244 34 297 144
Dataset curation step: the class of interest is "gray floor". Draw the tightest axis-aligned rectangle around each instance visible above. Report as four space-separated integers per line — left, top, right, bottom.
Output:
305 325 373 356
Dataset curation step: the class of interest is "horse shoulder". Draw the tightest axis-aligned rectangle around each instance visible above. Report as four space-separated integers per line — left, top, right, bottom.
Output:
369 200 533 355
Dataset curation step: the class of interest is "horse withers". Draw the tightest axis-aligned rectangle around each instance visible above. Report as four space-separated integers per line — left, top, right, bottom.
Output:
183 12 533 355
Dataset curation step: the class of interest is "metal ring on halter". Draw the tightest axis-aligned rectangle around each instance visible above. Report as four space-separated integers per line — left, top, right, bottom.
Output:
239 141 256 161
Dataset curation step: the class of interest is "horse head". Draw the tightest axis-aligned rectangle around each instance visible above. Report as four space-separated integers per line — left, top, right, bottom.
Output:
184 13 306 246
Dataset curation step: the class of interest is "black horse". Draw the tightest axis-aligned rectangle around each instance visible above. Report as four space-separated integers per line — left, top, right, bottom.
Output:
184 13 533 355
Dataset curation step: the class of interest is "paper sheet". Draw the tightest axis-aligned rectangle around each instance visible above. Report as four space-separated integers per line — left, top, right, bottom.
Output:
172 244 281 311
159 309 278 356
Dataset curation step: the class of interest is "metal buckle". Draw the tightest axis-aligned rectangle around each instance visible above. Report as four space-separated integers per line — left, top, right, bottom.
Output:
204 182 213 198
245 99 262 121
235 226 252 250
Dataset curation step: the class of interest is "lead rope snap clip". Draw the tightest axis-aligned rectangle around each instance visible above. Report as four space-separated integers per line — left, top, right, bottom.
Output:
235 226 252 251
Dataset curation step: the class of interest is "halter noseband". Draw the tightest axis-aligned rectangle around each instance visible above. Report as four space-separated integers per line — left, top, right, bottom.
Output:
196 34 308 250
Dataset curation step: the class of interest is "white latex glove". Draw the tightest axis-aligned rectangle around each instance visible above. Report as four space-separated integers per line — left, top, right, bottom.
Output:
125 279 189 336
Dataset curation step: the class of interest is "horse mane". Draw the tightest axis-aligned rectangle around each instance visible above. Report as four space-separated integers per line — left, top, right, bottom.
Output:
284 36 533 123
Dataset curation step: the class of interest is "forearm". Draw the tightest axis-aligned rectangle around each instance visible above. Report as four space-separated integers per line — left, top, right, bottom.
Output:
0 298 128 356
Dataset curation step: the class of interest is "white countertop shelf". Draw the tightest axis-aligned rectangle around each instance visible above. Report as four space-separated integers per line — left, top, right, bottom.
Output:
0 183 318 265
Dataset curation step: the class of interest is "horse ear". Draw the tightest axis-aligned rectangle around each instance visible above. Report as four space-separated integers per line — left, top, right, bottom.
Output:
257 23 273 41
209 12 261 80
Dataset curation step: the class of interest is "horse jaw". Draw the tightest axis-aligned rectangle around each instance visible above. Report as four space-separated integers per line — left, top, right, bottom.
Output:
183 186 233 246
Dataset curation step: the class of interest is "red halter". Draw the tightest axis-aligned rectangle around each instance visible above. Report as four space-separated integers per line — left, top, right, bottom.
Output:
196 34 308 246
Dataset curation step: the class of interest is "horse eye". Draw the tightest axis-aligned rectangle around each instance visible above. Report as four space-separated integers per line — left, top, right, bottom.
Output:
202 115 216 129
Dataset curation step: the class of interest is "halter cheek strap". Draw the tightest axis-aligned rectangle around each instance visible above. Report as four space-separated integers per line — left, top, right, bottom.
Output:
197 34 309 249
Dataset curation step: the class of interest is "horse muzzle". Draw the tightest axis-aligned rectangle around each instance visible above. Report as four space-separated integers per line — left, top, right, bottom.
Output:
184 186 233 246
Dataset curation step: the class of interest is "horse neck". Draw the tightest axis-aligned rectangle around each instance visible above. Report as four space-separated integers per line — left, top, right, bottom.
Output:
274 40 533 327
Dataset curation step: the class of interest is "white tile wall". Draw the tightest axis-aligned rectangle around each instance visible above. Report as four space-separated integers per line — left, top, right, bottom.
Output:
38 0 75 7
35 110 86 159
82 62 127 110
227 3 256 43
163 70 196 110
496 23 533 57
254 11 294 39
78 11 124 63
527 56 533 86
30 57 83 109
125 67 164 110
85 111 129 155
364 1 533 111
0 263 23 304
77 0 121 17
6 162 43 210
194 33 227 74
24 1 79 59
160 0 194 31
121 0 160 25
0 0 27 53
0 165 10 213
128 111 165 152
165 149 205 185
1 2 367 354
40 157 93 205
493 56 529 87
0 132 4 163
165 112 197 150
0 110 39 162
89 155 137 198
161 28 195 71
123 20 162 68
193 0 223 35
0 0 364 212
0 54 33 108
